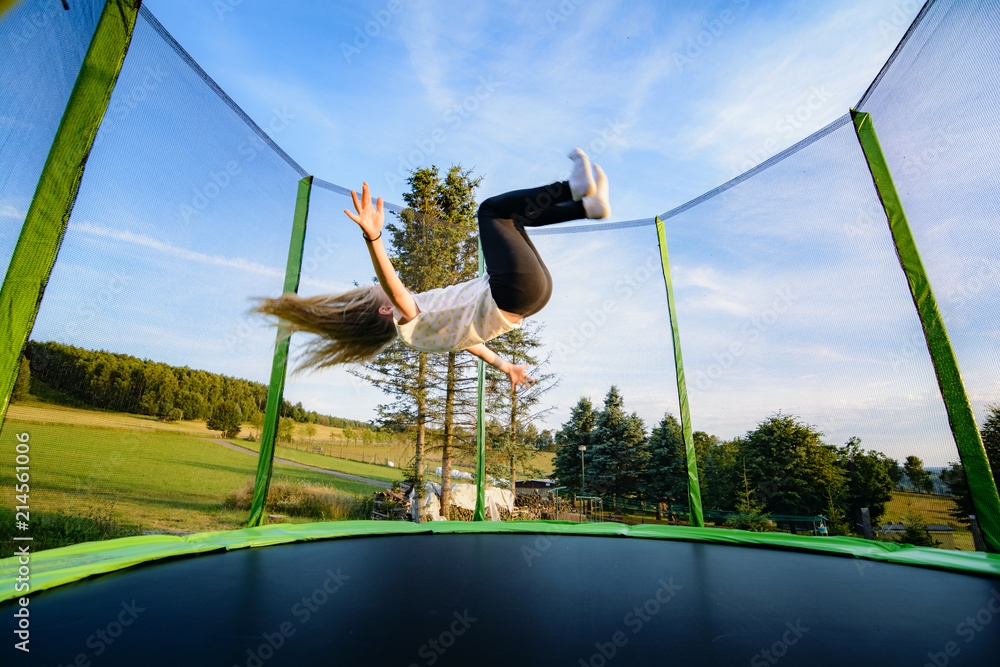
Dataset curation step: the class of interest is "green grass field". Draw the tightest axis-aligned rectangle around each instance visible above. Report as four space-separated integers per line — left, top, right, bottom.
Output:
0 418 380 555
233 438 402 483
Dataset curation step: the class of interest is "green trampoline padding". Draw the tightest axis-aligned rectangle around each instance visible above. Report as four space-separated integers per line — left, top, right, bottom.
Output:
3 520 999 603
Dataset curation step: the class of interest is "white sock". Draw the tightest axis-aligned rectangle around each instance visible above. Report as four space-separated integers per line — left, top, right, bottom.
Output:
568 148 596 200
582 164 610 219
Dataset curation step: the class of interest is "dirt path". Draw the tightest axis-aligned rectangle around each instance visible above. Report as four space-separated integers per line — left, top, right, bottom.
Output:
212 439 388 488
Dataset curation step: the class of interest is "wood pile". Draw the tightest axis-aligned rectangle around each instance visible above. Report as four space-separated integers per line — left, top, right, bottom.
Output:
372 482 412 521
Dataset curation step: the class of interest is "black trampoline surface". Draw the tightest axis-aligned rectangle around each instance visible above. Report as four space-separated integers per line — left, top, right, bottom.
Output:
4 533 999 666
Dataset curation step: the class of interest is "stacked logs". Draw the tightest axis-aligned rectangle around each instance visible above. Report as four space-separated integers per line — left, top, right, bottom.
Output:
372 482 412 521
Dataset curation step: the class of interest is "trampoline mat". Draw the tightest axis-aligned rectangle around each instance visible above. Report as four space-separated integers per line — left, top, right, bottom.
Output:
4 533 999 666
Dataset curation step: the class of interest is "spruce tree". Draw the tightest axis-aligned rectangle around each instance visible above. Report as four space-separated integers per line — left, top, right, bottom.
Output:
359 165 481 520
981 404 1000 488
587 386 648 499
553 397 595 493
641 413 687 510
483 321 557 495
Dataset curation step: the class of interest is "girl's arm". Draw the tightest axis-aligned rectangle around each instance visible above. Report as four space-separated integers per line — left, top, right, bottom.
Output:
466 344 535 389
344 183 419 322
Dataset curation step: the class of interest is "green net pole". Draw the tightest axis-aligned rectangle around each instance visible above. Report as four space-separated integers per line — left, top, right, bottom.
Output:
0 0 139 430
655 217 704 528
851 109 1000 552
247 175 313 527
474 240 487 521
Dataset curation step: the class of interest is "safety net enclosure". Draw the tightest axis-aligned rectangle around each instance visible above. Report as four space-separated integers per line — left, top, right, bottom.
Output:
1 0 1000 664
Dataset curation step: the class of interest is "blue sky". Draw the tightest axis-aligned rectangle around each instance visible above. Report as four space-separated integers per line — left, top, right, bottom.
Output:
11 0 1000 466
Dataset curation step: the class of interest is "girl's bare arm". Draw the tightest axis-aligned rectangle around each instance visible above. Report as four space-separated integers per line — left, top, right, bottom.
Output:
344 183 419 322
466 344 535 389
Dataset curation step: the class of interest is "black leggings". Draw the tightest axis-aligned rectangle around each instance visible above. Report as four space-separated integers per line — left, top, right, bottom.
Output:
479 181 586 317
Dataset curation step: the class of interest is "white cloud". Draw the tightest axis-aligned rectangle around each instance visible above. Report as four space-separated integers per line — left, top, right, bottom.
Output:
68 221 348 293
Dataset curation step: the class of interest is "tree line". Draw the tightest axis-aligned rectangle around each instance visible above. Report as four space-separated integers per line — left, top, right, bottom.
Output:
19 340 369 429
552 386 1000 535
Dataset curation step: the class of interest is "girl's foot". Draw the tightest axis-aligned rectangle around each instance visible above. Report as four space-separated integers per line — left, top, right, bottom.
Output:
583 164 610 219
568 148 596 200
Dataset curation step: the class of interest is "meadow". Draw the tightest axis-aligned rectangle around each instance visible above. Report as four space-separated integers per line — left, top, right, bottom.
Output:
0 398 555 555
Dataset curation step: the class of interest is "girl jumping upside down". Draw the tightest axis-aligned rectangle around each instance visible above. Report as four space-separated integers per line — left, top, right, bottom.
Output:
254 148 611 389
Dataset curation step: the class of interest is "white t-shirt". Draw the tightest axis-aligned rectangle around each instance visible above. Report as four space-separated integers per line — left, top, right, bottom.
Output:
394 275 520 352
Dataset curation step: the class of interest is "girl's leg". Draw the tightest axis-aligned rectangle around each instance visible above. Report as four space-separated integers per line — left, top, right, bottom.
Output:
479 182 584 317
478 181 586 228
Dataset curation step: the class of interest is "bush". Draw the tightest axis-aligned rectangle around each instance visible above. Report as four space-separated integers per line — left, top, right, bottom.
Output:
207 400 242 438
897 510 941 548
0 506 143 556
164 407 183 422
223 478 367 521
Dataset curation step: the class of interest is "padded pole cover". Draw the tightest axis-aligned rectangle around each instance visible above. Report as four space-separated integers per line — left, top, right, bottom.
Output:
474 240 487 521
0 0 140 429
851 109 1000 552
655 217 704 527
248 175 312 527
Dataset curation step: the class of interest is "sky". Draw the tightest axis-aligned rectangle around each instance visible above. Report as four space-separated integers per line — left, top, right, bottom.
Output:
6 0 999 466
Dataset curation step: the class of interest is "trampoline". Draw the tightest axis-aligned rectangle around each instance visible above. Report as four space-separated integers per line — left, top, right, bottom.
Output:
4 1 1000 665
3 522 1000 666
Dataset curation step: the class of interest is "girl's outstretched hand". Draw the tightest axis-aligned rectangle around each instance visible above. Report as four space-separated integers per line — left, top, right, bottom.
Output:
344 182 384 240
506 363 535 390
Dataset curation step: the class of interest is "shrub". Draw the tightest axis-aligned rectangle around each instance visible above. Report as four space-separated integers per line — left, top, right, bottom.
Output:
223 478 366 521
164 407 183 422
207 400 242 438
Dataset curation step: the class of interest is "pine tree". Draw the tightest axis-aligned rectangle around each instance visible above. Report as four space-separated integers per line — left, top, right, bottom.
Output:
483 321 557 494
981 404 1000 489
641 413 687 510
587 386 648 499
553 397 595 492
359 165 481 520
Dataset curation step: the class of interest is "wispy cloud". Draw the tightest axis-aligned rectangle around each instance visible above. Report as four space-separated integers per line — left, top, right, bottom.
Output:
69 221 348 292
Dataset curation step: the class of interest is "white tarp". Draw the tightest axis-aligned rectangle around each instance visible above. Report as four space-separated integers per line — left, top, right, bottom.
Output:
409 482 515 521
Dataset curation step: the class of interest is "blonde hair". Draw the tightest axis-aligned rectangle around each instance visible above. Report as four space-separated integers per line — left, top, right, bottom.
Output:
253 285 396 371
